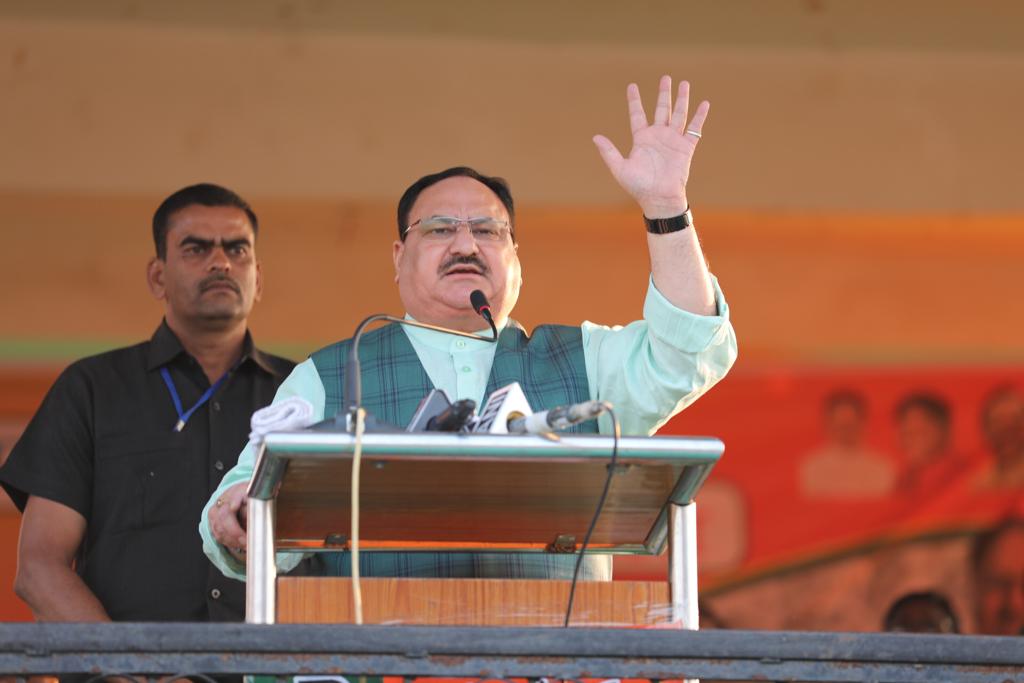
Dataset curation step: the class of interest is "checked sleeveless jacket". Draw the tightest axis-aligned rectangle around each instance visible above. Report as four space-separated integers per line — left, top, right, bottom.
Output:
310 320 598 432
306 320 609 580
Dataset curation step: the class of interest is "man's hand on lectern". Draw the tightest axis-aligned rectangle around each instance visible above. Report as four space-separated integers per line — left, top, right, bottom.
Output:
209 481 248 557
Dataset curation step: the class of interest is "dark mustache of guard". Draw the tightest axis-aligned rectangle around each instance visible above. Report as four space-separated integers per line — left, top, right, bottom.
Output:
199 274 240 294
438 255 488 276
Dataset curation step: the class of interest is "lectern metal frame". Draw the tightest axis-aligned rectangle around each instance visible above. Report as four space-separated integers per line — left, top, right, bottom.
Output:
245 431 722 626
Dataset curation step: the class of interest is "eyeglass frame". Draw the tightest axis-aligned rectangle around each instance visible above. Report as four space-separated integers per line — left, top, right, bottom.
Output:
401 215 516 244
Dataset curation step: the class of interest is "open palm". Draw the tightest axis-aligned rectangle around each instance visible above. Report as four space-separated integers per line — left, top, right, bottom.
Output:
594 76 709 217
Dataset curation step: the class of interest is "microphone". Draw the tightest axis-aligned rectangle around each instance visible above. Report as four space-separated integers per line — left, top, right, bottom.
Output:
405 388 452 432
507 400 611 434
341 290 498 431
406 389 477 432
426 399 477 432
470 290 495 330
470 382 534 434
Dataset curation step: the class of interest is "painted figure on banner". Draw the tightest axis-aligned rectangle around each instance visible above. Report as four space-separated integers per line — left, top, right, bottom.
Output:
974 384 1024 490
799 390 896 499
893 392 971 495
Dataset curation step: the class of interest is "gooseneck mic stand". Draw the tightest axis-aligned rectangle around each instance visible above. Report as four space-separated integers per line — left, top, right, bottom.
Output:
340 290 499 432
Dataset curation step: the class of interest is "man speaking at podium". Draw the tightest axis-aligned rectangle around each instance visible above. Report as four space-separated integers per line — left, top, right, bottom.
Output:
202 75 737 582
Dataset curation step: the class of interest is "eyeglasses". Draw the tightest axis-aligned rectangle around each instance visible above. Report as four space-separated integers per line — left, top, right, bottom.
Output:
403 216 512 243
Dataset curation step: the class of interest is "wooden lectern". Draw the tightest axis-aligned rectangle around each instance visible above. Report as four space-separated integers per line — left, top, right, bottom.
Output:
244 430 722 628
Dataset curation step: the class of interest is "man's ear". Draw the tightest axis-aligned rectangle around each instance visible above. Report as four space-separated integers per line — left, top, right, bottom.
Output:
146 257 166 300
392 239 404 283
254 260 264 303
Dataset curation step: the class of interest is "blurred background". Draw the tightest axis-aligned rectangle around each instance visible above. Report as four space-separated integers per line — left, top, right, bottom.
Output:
1 0 1022 633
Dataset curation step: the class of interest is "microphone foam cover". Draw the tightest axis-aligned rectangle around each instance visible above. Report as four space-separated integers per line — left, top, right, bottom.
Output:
470 289 489 315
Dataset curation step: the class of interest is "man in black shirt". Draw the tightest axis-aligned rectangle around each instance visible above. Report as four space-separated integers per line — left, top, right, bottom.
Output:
0 183 294 622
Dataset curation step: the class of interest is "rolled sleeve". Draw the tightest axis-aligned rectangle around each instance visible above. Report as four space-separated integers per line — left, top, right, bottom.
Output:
643 273 733 351
583 274 737 436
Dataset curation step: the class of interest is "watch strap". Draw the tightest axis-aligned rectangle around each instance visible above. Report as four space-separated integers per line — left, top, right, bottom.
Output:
644 208 692 234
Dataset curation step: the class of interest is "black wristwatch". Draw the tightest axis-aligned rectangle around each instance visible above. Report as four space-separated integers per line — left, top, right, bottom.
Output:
644 207 692 234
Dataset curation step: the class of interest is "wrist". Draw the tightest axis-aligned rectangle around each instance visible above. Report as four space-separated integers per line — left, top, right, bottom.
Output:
638 196 688 219
644 207 692 235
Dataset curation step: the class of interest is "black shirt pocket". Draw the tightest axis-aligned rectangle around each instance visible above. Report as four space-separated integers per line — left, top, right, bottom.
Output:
93 434 191 535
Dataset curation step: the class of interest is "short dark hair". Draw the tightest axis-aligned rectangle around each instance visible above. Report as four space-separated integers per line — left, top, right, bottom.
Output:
152 183 258 259
823 389 867 417
981 383 1023 423
894 392 951 428
883 591 959 633
396 166 515 242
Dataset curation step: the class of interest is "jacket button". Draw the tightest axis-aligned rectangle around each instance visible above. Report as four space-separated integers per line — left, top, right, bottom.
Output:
210 588 221 600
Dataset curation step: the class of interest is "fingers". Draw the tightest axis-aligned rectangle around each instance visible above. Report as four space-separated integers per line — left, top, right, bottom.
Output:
626 83 648 136
592 135 624 176
653 74 673 125
670 80 691 130
228 489 245 513
210 505 238 545
217 509 247 549
211 483 248 549
685 100 711 137
629 76 705 135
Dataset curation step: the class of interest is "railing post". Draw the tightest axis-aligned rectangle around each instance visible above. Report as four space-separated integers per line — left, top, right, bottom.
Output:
668 501 698 629
669 502 699 683
246 496 277 624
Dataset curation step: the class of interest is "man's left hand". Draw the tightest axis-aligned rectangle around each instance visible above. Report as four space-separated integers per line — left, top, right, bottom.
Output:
593 75 709 219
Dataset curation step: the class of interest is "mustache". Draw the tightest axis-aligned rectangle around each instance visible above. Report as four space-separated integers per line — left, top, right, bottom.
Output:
438 255 488 276
199 274 241 294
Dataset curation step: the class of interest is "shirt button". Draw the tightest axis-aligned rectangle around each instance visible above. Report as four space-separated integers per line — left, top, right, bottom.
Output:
213 401 221 412
461 366 472 373
210 588 221 599
214 460 225 471
455 340 466 349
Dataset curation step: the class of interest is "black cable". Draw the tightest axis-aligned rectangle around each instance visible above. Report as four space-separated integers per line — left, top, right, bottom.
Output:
563 407 620 627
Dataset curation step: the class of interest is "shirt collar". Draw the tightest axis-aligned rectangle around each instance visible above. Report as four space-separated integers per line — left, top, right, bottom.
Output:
146 320 187 370
146 319 280 376
402 314 507 352
248 343 286 377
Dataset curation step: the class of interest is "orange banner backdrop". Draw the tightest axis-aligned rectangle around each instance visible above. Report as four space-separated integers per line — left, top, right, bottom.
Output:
2 363 1022 626
618 363 1024 595
610 362 1019 630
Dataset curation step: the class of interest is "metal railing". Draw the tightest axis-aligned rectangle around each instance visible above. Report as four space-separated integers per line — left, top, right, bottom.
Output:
2 623 1023 682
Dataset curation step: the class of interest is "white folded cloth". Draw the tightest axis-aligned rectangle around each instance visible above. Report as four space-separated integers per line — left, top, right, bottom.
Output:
248 396 316 444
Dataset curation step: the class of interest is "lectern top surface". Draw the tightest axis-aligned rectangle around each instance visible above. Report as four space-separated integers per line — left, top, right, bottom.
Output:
252 430 722 555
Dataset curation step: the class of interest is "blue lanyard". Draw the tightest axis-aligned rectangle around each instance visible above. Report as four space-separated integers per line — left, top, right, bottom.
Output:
160 364 236 432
